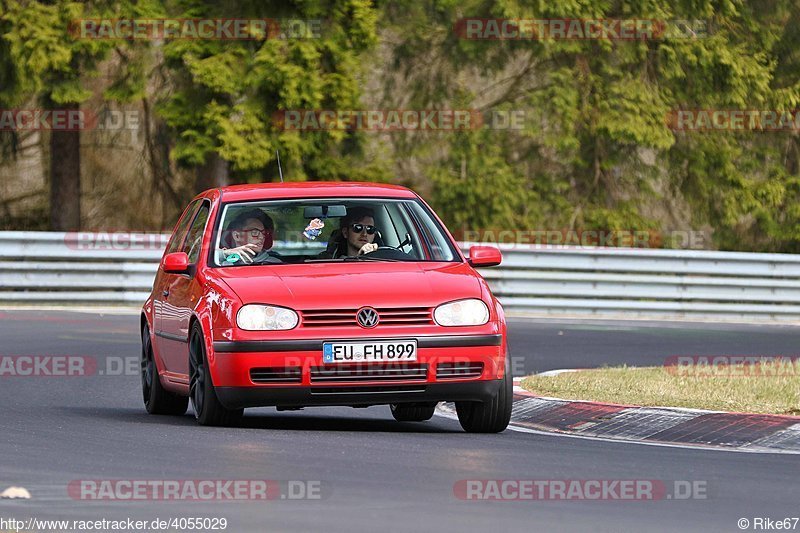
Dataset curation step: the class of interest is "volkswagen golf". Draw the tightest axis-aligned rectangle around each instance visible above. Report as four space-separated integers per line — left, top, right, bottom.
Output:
140 182 511 432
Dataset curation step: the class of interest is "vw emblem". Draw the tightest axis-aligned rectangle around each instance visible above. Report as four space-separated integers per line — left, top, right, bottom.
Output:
356 307 379 328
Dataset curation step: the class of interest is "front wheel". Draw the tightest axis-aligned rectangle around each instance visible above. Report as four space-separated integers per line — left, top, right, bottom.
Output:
141 324 188 415
390 402 437 422
455 358 513 433
189 323 243 426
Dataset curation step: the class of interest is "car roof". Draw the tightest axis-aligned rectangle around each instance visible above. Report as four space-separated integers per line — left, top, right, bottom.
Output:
216 181 418 203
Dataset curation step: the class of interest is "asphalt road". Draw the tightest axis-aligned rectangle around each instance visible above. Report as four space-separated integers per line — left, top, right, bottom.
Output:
0 310 798 533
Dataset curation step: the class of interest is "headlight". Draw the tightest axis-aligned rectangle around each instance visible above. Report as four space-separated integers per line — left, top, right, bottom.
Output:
237 304 298 331
434 299 489 326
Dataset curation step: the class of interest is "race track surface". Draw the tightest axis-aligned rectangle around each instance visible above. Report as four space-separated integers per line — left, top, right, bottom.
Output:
1 310 797 533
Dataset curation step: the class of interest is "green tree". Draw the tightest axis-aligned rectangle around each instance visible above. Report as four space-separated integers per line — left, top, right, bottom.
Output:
157 0 379 192
379 0 800 250
1 0 118 230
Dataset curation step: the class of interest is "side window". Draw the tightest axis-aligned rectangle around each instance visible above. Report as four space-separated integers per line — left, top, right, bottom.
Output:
407 202 457 261
166 201 200 254
386 203 422 259
183 202 211 264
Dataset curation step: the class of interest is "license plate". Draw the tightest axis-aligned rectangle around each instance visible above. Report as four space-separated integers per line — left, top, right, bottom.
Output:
322 340 417 363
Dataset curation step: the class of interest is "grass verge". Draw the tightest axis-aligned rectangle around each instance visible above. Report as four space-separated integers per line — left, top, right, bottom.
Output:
520 362 800 415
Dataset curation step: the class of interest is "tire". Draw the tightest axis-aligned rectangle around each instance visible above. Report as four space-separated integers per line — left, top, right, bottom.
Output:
390 402 437 422
189 322 243 426
141 324 188 415
455 358 513 433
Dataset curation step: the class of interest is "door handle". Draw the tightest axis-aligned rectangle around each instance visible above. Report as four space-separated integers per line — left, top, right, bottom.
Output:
162 290 169 298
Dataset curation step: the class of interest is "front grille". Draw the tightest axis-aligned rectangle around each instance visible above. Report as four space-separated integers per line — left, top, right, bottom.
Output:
310 363 428 383
310 385 427 395
250 367 302 384
300 307 434 327
436 362 484 380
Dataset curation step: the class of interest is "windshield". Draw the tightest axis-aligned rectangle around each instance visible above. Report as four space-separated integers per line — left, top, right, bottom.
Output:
209 197 460 266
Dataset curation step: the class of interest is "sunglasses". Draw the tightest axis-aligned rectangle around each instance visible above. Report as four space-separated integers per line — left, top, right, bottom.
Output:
350 223 377 235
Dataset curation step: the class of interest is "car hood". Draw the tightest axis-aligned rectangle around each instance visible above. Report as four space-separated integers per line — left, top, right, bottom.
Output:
211 261 482 309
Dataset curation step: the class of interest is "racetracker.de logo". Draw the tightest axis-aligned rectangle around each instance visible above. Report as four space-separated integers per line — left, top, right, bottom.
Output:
0 109 93 131
666 109 800 132
64 231 170 251
664 356 800 377
454 18 707 40
0 356 96 377
0 109 141 132
453 480 707 500
68 480 323 500
0 356 140 377
452 229 708 249
273 109 485 131
70 18 322 40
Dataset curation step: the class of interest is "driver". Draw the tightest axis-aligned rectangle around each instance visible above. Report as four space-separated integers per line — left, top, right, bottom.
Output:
319 207 379 258
219 209 281 265
343 207 380 256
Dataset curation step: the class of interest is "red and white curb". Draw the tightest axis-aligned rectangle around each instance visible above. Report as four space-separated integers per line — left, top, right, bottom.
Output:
438 375 800 454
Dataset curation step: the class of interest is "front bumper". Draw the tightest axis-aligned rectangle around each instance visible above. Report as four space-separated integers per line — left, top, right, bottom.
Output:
208 333 506 408
212 334 502 353
216 379 503 409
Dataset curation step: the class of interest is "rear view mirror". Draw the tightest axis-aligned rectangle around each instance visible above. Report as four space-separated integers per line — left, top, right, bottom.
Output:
303 205 347 219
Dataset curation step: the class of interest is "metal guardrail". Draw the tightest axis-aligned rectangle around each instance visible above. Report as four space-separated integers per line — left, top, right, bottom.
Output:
1 231 800 322
0 232 162 304
481 246 800 321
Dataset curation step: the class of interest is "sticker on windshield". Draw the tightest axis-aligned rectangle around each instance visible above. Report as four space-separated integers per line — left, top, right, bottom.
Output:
225 253 241 263
303 218 325 240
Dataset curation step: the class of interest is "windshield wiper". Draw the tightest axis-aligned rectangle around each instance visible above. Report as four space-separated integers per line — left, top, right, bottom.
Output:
303 256 403 263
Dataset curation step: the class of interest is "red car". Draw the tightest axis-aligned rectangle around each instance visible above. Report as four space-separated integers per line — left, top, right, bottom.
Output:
140 182 511 432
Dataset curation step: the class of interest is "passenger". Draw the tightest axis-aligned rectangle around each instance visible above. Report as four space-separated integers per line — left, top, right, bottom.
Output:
219 209 280 265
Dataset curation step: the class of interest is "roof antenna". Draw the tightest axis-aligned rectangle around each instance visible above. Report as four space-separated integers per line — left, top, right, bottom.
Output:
276 149 284 183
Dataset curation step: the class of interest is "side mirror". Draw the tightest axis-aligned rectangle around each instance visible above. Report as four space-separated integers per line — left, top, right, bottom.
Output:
468 245 502 268
162 252 191 274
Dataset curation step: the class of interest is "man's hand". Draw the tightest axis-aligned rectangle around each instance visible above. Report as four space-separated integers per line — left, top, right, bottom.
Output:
223 243 260 264
358 243 379 255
